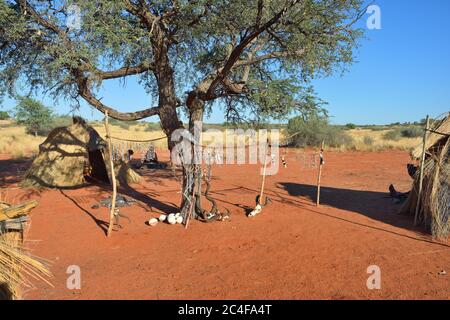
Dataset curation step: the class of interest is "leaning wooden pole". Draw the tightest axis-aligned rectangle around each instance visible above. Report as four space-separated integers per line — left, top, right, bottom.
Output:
316 140 325 207
259 148 268 205
104 112 118 237
414 115 430 225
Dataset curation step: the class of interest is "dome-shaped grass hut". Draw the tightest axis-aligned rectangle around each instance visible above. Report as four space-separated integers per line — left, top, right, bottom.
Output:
401 114 450 238
23 117 140 188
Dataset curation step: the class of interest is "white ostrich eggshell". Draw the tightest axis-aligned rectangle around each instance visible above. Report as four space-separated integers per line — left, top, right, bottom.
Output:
148 218 158 227
176 216 183 224
167 215 177 225
159 214 167 222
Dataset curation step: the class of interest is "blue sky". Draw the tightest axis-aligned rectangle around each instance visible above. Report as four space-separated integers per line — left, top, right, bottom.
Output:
1 0 449 125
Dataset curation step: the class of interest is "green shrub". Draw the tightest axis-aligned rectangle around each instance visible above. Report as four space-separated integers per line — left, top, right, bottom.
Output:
108 118 136 130
401 127 423 138
383 129 402 141
0 111 10 120
145 122 162 131
287 114 354 148
383 127 423 141
345 123 356 130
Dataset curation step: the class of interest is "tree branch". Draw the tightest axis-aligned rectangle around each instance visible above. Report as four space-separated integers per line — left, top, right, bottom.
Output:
205 0 301 98
98 63 154 80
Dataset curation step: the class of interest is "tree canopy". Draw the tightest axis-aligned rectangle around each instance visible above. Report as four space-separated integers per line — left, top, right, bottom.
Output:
1 0 366 130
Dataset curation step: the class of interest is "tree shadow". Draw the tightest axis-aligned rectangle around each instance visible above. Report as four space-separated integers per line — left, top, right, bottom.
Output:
116 168 180 214
59 190 109 236
204 184 449 248
277 182 420 232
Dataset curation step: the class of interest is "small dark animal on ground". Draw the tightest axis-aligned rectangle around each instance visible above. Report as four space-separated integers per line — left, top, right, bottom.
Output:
389 184 410 204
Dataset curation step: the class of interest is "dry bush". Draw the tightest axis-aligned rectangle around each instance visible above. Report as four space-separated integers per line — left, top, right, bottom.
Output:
347 129 421 151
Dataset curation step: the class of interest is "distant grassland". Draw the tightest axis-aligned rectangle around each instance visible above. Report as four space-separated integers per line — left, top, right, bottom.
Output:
0 119 423 158
346 128 421 151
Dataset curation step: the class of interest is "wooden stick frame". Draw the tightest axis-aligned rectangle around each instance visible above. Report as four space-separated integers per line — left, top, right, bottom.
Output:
414 115 430 225
104 112 118 237
316 140 325 207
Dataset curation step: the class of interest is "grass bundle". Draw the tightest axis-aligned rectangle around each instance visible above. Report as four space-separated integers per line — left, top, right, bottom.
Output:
0 232 53 300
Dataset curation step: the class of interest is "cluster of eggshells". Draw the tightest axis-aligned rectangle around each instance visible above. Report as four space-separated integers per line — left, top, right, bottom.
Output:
148 213 183 227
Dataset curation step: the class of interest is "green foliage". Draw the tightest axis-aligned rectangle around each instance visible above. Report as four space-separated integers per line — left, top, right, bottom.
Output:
108 118 138 130
401 127 423 138
14 97 53 136
383 129 401 141
0 110 9 120
145 122 162 132
345 123 357 130
286 113 353 148
0 0 365 124
383 126 423 141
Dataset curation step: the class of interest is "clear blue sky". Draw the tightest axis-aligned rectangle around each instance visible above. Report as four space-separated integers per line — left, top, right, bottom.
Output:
1 0 449 125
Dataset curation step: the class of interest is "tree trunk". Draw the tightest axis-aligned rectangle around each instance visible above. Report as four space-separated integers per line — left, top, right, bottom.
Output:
151 29 184 152
180 94 205 220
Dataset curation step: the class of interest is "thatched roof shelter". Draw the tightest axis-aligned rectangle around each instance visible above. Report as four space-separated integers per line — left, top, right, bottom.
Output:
23 117 140 188
401 114 450 238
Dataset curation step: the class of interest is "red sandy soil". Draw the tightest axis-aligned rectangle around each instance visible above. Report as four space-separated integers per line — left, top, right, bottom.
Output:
0 150 449 300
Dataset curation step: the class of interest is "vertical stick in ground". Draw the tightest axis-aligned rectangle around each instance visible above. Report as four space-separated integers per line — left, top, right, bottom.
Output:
414 115 430 225
104 112 118 237
316 140 325 207
259 145 268 205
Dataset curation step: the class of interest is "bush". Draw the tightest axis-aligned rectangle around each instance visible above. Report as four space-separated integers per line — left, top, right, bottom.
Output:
363 136 374 146
108 118 135 130
383 127 423 141
401 127 423 138
145 122 162 131
345 123 356 130
0 111 10 120
287 114 354 148
383 129 402 141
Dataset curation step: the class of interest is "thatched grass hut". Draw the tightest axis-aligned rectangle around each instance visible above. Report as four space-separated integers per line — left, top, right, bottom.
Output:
23 117 140 188
401 114 450 238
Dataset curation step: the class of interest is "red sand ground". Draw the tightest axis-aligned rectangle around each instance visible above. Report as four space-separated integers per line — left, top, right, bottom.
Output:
0 150 449 300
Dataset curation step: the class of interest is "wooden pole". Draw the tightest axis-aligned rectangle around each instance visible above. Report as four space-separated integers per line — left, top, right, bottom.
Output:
316 140 325 207
414 115 430 225
104 112 117 237
259 147 268 205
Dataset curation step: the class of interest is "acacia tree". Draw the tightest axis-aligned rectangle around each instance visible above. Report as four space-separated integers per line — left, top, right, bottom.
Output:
0 0 366 219
14 96 53 136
